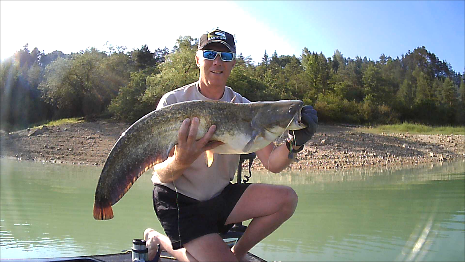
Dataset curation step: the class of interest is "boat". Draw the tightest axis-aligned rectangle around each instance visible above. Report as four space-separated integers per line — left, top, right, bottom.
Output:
0 249 265 262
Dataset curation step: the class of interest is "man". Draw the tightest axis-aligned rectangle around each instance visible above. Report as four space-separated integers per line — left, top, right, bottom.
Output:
144 29 317 262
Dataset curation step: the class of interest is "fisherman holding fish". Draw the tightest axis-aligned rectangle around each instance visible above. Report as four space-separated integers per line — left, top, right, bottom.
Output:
144 29 318 261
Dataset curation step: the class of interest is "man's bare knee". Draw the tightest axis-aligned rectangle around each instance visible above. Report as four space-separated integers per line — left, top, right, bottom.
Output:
281 186 298 217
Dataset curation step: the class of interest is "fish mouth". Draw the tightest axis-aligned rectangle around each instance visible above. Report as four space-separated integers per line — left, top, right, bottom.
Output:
295 109 306 129
288 101 306 130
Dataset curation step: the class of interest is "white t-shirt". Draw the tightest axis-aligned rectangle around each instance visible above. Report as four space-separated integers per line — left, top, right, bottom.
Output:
152 81 250 201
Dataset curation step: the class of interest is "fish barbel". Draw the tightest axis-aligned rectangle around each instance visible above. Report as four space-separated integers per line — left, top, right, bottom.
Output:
93 100 306 220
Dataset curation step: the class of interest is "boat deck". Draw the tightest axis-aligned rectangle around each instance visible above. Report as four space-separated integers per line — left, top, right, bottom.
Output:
90 250 265 262
0 250 265 262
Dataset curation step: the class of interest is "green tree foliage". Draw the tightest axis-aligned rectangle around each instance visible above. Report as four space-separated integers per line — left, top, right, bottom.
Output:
439 78 459 124
130 44 168 72
142 36 199 107
108 71 151 122
301 49 330 101
1 40 463 129
227 58 269 102
108 44 169 122
457 80 465 124
39 48 132 119
0 45 51 130
459 80 465 105
362 64 387 104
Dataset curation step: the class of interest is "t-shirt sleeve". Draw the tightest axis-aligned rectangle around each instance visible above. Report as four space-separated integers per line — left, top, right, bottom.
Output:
156 93 178 110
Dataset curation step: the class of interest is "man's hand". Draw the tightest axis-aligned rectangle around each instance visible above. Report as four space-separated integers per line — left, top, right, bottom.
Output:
173 117 223 168
153 117 223 183
289 105 318 147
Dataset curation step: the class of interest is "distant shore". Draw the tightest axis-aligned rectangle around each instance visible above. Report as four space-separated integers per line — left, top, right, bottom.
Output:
1 121 464 170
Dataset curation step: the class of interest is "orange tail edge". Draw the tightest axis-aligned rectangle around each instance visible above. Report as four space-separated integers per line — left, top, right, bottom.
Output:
93 202 114 220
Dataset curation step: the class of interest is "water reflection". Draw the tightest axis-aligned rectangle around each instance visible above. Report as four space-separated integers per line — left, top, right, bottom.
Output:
1 158 464 261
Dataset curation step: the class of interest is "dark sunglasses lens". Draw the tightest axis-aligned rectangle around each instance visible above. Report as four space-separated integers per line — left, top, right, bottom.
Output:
203 51 217 60
220 52 234 61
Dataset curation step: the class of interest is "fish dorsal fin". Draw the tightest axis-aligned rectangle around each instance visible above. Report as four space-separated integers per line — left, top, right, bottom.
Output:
242 113 263 152
205 150 214 167
230 94 237 103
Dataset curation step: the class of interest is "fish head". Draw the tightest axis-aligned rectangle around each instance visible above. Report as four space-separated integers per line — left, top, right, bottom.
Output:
253 100 306 136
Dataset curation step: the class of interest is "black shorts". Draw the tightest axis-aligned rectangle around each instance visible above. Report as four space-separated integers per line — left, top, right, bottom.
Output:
152 183 250 250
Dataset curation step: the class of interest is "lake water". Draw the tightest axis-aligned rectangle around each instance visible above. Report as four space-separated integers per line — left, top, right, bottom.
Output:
1 158 464 261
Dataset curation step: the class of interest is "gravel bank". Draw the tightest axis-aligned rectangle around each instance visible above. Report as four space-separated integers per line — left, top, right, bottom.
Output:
1 121 464 170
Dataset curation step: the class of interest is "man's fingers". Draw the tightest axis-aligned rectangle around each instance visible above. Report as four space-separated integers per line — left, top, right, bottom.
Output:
186 117 199 144
178 118 191 144
178 118 218 152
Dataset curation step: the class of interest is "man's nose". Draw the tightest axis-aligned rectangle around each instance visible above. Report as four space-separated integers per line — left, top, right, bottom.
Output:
212 54 223 65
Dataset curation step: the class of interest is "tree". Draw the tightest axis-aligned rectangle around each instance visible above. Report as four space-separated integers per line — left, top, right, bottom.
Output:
414 71 430 104
261 50 269 67
362 64 387 104
108 71 151 122
40 50 68 68
39 48 126 118
397 78 414 107
457 80 465 124
301 49 330 100
143 36 198 106
1 47 51 130
227 64 269 101
3 36 464 127
332 49 345 73
459 80 465 105
132 44 157 70
441 78 457 107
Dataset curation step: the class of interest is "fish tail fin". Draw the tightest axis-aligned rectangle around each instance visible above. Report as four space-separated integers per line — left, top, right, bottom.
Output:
93 201 114 220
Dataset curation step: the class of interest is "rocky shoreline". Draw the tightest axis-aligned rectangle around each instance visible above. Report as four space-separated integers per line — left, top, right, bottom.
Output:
1 121 464 170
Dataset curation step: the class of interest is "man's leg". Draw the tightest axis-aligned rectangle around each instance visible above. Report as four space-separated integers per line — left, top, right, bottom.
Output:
144 228 196 262
225 183 298 260
184 233 239 261
145 229 239 262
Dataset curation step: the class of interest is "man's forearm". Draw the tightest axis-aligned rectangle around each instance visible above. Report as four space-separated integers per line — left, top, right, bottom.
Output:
268 143 295 172
257 143 297 173
152 156 188 184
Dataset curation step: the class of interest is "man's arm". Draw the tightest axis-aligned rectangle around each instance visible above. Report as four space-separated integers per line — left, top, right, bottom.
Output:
255 143 302 173
152 117 223 183
256 105 318 173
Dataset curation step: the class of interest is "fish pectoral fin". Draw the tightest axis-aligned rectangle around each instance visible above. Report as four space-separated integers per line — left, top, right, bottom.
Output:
242 130 259 152
206 150 214 167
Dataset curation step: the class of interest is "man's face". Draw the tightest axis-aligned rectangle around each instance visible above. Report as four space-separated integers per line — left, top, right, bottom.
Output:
196 43 236 88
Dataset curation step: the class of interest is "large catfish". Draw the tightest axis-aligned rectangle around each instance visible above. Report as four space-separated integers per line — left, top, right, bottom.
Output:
93 100 306 220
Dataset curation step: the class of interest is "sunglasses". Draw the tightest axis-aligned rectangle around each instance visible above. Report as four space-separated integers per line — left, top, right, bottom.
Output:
201 50 236 62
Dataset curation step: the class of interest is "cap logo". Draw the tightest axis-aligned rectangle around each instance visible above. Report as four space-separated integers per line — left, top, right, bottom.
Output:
208 31 226 41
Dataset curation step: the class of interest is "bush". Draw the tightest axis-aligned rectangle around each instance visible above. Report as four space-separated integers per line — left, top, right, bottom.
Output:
108 71 155 122
313 93 362 123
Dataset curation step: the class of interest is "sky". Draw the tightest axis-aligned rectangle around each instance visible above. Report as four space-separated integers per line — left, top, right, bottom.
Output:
1 1 464 73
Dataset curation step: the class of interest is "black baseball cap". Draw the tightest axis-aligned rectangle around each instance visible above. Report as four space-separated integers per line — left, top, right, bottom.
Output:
198 29 236 53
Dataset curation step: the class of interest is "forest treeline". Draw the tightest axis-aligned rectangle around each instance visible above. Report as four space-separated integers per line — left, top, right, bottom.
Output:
1 36 464 131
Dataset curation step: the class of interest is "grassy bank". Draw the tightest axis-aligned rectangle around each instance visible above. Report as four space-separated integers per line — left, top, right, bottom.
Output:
31 117 85 129
361 122 465 135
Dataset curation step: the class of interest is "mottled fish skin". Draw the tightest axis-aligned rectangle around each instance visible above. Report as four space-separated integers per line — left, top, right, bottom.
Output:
93 100 305 220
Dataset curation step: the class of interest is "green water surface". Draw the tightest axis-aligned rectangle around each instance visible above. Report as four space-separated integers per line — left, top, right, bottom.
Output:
1 158 464 261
